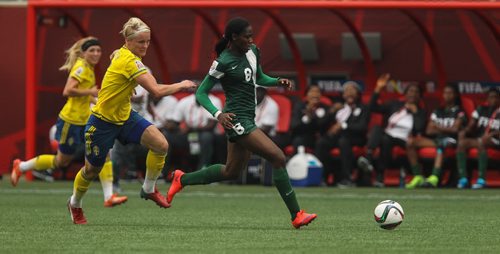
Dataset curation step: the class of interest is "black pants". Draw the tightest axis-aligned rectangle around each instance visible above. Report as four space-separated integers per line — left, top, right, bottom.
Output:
163 130 216 171
111 140 148 186
315 134 366 183
292 134 317 152
366 126 406 181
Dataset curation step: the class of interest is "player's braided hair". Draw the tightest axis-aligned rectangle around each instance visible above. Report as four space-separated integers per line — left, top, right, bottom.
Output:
59 36 98 72
487 87 500 96
444 84 462 108
403 83 423 97
215 17 250 57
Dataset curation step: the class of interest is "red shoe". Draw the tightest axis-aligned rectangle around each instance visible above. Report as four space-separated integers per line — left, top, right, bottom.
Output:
104 194 128 207
67 200 87 225
10 159 22 187
140 187 170 208
292 210 317 229
167 170 185 203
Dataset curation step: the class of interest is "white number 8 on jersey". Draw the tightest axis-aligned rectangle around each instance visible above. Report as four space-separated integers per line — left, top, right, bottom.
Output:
244 68 252 82
233 123 245 135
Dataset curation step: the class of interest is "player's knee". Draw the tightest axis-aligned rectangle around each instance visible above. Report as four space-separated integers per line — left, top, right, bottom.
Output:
55 159 71 168
153 139 169 155
270 150 286 168
458 131 466 140
160 141 169 154
83 166 100 180
406 139 414 148
456 141 465 152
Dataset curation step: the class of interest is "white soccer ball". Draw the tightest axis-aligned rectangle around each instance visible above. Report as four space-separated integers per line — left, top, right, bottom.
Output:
374 200 404 230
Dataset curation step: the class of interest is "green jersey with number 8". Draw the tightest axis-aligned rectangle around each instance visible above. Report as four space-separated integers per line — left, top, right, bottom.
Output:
196 44 280 141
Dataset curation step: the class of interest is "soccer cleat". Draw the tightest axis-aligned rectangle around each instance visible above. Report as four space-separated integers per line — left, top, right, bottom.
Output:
140 187 170 208
422 175 439 188
357 156 374 172
292 210 317 229
471 178 486 189
167 170 185 204
457 177 469 189
405 175 424 189
67 200 87 225
104 194 128 207
10 159 22 187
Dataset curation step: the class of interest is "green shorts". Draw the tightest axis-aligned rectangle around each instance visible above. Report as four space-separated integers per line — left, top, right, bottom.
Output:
225 118 257 142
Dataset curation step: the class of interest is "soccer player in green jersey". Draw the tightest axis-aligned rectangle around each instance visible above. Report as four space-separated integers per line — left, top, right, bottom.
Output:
167 17 317 229
405 84 466 188
456 88 500 189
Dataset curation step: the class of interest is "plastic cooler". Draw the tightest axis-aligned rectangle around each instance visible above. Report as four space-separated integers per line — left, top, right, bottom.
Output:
287 146 323 187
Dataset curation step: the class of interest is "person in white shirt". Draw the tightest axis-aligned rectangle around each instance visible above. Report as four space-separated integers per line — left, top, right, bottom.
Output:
166 93 222 171
131 85 152 119
255 87 279 137
357 74 426 187
148 95 178 129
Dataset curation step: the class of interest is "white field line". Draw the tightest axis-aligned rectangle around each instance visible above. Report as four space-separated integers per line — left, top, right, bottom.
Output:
1 188 500 201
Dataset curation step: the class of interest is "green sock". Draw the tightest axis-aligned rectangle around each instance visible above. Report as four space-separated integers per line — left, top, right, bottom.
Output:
410 164 421 176
273 168 300 220
457 151 467 178
180 164 225 186
431 167 441 176
478 151 488 180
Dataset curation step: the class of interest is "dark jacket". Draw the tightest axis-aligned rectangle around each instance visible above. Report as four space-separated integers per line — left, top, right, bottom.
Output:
291 101 330 139
369 92 426 136
326 103 370 138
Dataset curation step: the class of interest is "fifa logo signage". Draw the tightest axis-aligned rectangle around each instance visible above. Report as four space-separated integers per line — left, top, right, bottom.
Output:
454 82 500 94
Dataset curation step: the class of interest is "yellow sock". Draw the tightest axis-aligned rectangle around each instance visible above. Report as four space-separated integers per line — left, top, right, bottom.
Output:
143 150 166 193
99 160 114 200
71 168 92 208
98 160 114 182
34 155 55 170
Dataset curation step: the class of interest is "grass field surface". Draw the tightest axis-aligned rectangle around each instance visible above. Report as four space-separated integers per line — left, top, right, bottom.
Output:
1 181 500 253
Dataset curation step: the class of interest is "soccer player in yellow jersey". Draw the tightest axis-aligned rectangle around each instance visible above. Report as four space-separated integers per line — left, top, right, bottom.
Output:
67 17 196 224
11 37 128 208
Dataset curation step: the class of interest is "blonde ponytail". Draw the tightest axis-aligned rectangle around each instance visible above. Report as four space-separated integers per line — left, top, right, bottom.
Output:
59 36 97 72
120 17 150 40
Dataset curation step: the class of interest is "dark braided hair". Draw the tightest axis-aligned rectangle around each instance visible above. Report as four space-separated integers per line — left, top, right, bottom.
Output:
487 87 500 96
444 84 462 108
403 83 423 97
214 17 250 57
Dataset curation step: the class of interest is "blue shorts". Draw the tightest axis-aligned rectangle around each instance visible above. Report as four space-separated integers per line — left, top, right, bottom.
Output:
85 111 152 167
55 118 85 155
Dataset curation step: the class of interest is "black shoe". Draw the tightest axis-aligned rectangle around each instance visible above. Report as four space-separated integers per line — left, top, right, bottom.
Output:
373 180 385 188
337 179 354 188
357 156 374 172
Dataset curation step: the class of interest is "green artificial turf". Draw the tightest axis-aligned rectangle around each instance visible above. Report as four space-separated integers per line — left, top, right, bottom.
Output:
1 181 499 253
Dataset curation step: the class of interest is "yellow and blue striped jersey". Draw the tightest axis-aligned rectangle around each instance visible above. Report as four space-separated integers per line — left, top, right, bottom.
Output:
59 57 95 125
91 46 148 125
